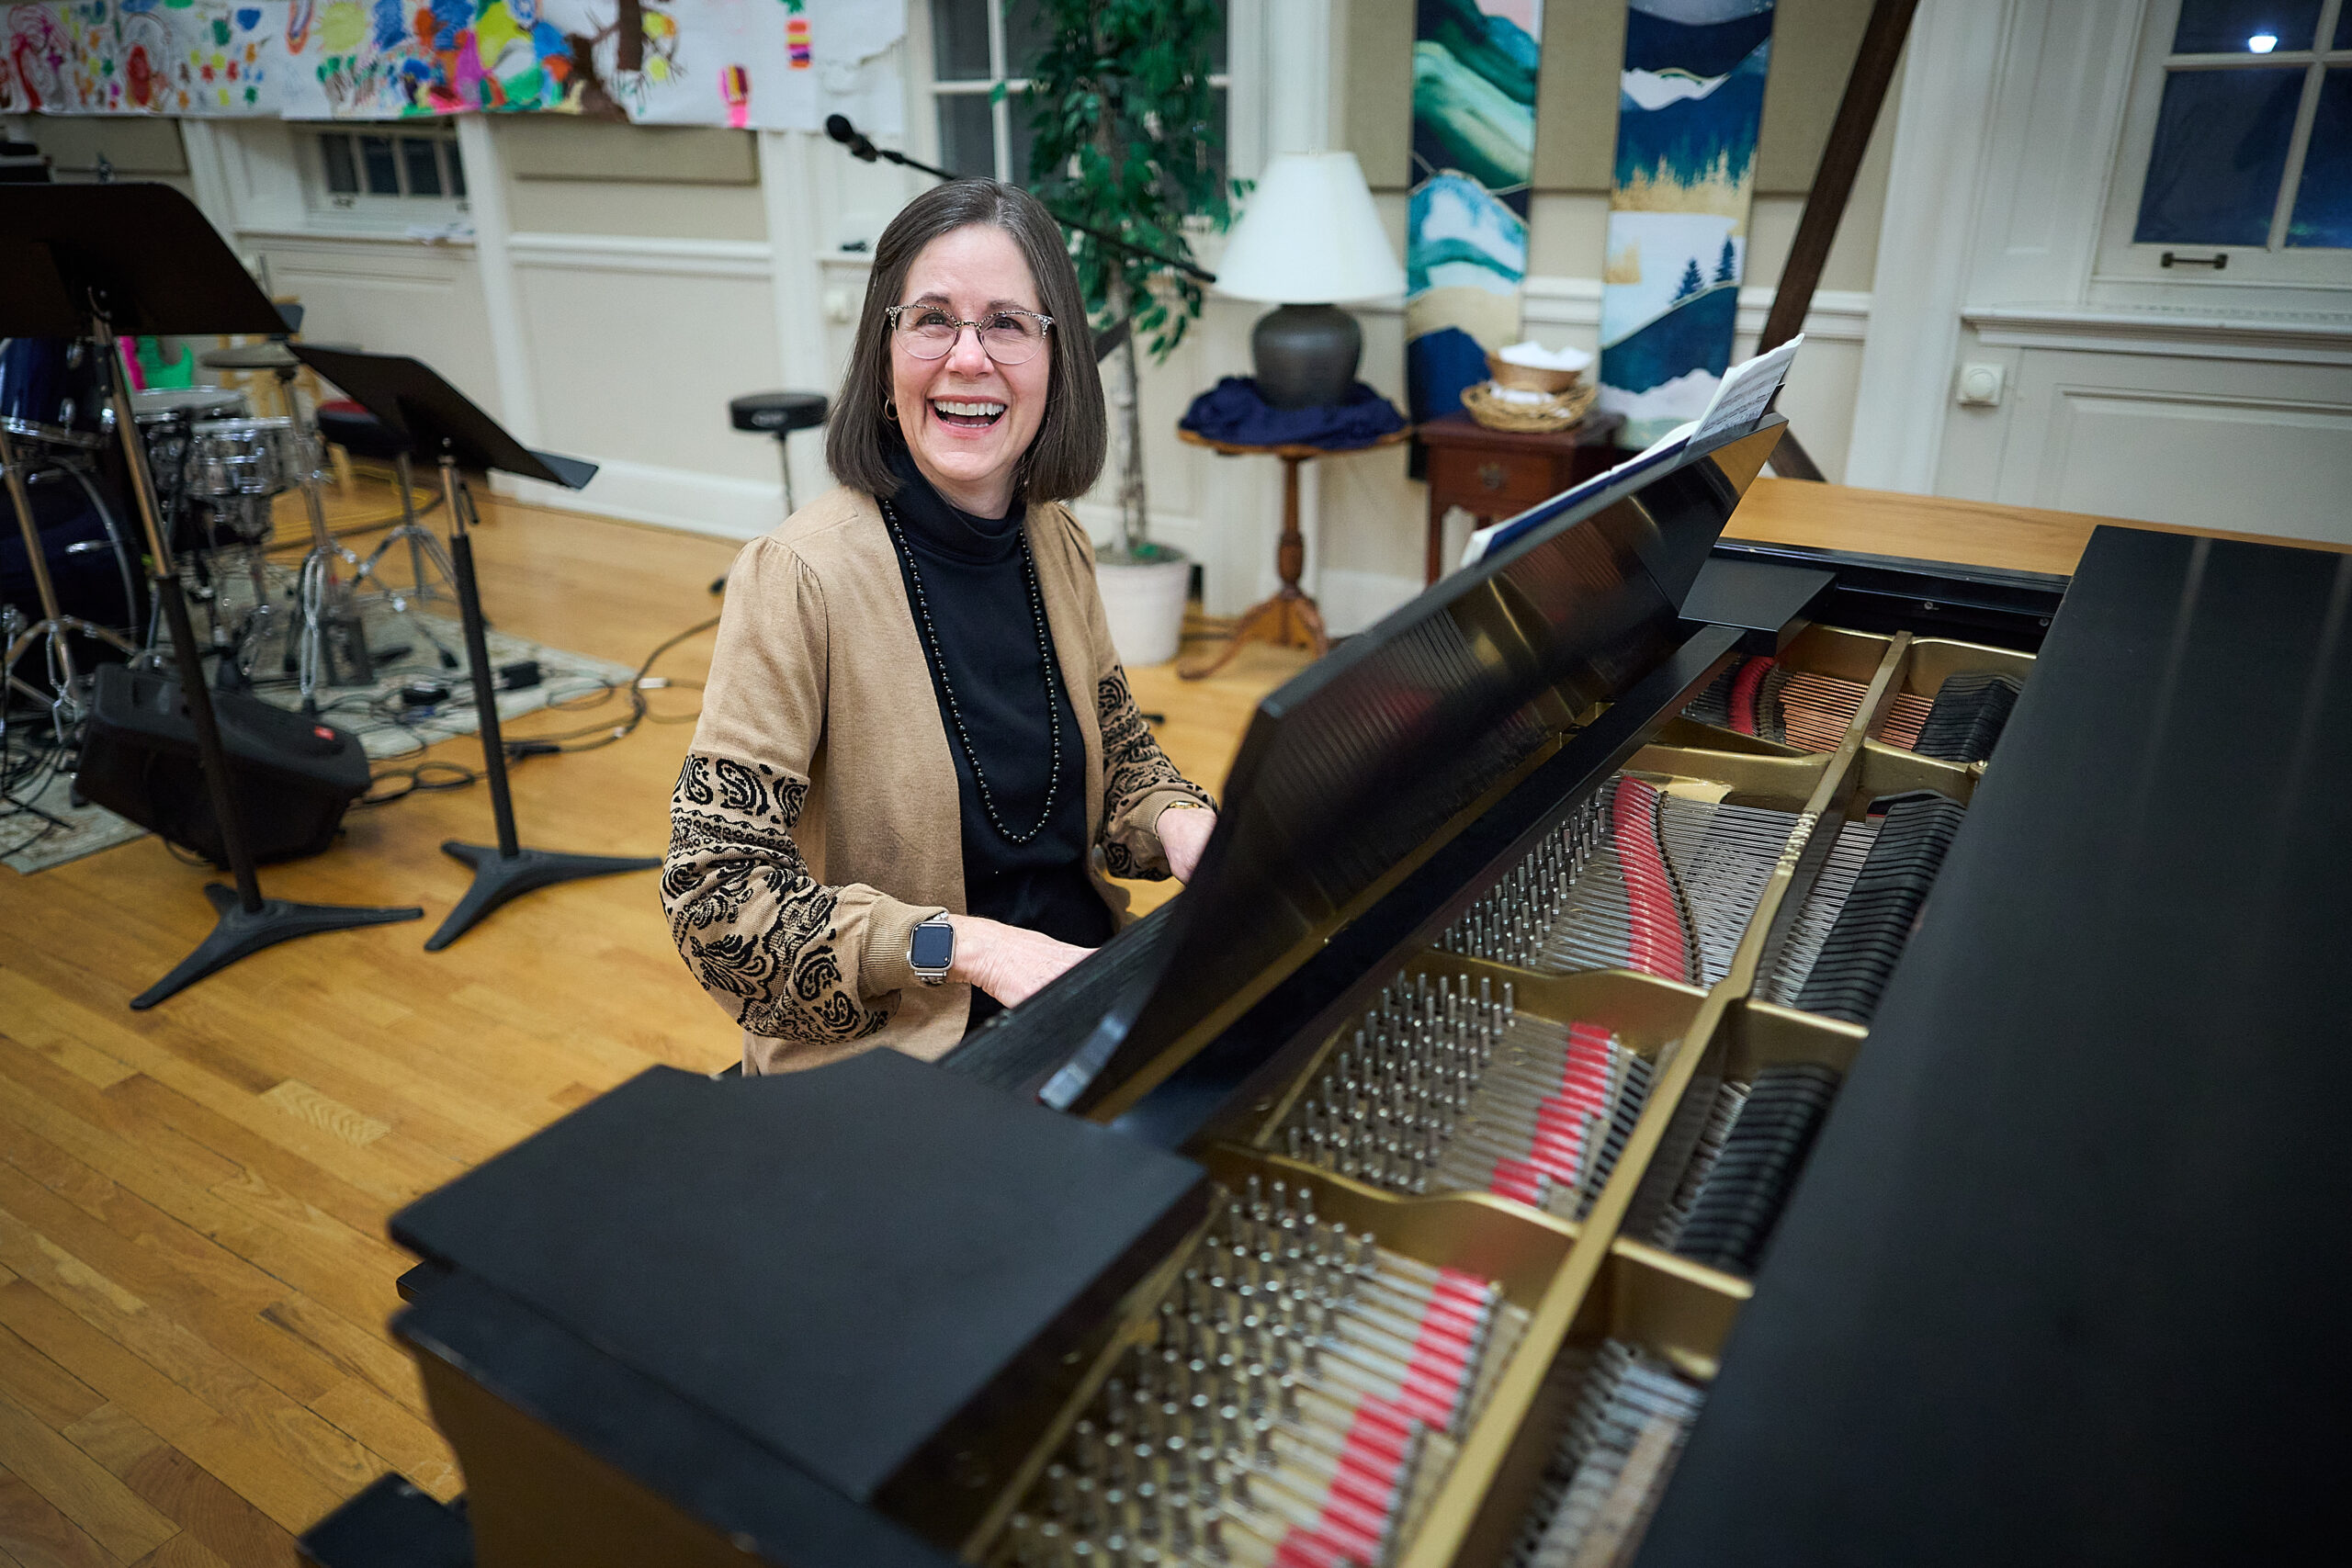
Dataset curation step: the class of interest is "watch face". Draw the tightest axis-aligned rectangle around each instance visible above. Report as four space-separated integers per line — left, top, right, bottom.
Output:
910 920 955 971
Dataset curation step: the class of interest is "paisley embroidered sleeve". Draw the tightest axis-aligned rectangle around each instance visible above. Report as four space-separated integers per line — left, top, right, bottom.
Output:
662 751 899 1044
662 536 940 1048
1096 667 1217 880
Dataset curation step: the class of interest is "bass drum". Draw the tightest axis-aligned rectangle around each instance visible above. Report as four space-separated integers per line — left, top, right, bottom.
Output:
0 462 146 694
0 337 108 451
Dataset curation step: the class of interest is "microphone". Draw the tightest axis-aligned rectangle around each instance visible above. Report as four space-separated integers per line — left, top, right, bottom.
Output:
825 115 879 162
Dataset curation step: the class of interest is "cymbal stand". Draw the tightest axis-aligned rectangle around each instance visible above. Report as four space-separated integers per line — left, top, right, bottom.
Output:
0 421 138 740
423 447 656 950
266 358 373 708
82 301 420 1008
352 450 459 668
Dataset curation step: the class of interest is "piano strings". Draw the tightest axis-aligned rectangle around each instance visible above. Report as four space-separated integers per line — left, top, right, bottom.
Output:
996 1179 1528 1568
1503 1340 1706 1568
1683 654 2021 763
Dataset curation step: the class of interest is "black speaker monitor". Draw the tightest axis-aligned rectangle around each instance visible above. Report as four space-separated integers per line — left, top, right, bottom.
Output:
76 663 370 866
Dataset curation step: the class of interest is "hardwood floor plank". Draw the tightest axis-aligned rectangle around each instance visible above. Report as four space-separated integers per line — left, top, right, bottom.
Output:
252 1086 387 1152
57 1405 164 1480
125 1535 239 1568
117 1449 298 1568
0 1324 104 1436
0 1391 178 1562
0 1469 116 1568
306 1382 456 1502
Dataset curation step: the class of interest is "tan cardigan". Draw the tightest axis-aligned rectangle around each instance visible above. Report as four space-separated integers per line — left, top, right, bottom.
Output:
663 486 1214 1073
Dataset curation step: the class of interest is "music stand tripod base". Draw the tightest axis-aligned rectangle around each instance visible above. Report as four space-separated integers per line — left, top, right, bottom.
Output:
424 841 661 952
132 884 425 1010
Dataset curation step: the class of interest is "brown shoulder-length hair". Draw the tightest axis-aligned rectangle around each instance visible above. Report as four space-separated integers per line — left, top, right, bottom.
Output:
827 180 1106 503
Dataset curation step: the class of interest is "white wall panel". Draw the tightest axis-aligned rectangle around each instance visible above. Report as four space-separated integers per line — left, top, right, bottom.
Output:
261 239 504 422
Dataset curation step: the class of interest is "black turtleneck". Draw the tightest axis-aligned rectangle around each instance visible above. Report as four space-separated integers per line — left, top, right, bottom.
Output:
880 447 1112 1031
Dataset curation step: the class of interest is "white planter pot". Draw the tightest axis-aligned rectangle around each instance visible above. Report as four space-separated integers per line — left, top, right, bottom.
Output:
1095 553 1192 668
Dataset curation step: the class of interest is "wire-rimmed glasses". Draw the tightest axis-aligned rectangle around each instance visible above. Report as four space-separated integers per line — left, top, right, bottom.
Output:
886 304 1054 366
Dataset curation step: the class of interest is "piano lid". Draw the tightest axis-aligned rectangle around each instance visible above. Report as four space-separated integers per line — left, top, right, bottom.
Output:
1635 527 2352 1566
946 418 1789 1122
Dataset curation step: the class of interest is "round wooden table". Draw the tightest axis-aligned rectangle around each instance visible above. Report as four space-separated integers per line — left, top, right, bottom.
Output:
1174 423 1411 680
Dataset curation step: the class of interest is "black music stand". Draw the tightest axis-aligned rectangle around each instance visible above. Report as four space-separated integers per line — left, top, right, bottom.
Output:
290 347 657 951
0 186 422 1009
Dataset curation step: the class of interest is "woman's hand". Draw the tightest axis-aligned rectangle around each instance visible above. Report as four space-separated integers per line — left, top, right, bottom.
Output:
1157 804 1217 884
946 915 1094 1008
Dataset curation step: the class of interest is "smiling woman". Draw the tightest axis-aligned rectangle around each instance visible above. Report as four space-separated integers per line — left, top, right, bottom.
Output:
662 181 1221 1072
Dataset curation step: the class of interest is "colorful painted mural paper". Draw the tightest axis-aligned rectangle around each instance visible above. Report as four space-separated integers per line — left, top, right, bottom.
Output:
0 0 900 126
2 1 288 116
1596 0 1776 448
1404 0 1542 426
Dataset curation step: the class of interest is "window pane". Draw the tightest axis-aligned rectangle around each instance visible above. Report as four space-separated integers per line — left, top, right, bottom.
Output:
1207 1 1227 75
321 134 357 194
2171 0 2319 52
446 139 467 198
359 135 400 196
401 137 443 197
2132 66 2301 244
2338 5 2351 46
937 93 997 179
932 0 990 79
1005 0 1051 78
1008 86 1039 184
2288 68 2352 245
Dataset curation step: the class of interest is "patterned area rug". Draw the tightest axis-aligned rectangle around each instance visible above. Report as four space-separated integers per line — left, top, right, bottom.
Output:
1 592 636 876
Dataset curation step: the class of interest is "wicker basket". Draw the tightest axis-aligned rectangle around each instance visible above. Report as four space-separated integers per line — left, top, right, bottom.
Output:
1460 378 1599 434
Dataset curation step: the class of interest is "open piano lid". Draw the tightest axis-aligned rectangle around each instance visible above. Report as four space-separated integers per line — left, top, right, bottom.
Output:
944 416 1792 1121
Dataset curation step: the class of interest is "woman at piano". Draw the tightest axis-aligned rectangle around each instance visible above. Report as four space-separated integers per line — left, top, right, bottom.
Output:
662 180 1219 1074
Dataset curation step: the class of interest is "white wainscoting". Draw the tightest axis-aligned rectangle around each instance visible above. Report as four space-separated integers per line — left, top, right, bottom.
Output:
504 231 790 536
242 231 506 421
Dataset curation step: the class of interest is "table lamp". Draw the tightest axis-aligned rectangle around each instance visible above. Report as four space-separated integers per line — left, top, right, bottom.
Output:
1216 152 1405 410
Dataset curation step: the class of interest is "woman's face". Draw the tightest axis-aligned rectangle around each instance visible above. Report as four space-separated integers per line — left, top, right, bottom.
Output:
888 223 1053 519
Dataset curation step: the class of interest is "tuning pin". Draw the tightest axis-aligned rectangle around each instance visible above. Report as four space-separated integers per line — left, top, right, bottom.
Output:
1046 1463 1076 1517
1072 1473 1101 1532
1202 1507 1230 1563
1073 1420 1102 1475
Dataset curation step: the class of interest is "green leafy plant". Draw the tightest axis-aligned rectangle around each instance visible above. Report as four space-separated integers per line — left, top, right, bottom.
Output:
1009 0 1239 561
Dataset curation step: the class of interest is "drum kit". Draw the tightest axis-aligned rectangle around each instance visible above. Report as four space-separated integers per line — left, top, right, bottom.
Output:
2 333 456 735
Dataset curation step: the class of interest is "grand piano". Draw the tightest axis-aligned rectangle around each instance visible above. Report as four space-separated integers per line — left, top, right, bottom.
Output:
300 412 2349 1568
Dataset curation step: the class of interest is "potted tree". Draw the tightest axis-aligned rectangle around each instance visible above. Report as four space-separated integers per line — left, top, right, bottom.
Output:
1015 0 1238 665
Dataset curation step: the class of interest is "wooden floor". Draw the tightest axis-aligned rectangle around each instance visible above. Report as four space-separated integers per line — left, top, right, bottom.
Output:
0 481 1309 1568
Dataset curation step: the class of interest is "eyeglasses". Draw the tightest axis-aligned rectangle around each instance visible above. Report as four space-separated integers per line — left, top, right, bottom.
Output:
886 304 1054 366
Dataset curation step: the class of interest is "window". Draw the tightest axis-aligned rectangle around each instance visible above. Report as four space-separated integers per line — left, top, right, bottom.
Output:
921 0 1228 187
311 127 468 215
2098 0 2352 295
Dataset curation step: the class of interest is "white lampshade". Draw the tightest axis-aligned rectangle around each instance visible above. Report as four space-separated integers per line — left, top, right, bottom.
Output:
1215 152 1405 305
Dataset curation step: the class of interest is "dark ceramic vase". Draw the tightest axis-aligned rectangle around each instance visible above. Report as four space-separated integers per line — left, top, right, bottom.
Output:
1250 303 1361 410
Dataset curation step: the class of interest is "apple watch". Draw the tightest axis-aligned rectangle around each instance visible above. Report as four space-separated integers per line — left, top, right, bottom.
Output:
909 913 955 986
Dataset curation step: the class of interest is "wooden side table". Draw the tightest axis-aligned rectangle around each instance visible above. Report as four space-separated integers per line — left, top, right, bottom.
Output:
1416 410 1627 584
1175 423 1412 681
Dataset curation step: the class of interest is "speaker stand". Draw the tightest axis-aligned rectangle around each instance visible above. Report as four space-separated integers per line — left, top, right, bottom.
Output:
422 454 655 952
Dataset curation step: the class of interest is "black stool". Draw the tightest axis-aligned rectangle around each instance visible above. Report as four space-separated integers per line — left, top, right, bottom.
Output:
729 391 828 515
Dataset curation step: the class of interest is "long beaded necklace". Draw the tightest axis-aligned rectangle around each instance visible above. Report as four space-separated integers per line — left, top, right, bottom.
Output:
881 498 1065 846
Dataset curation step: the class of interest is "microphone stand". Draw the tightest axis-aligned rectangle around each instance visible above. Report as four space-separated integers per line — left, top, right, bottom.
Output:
822 115 1216 362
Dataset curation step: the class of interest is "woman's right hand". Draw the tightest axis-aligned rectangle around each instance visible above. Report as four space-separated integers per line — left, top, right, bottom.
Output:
946 914 1094 1008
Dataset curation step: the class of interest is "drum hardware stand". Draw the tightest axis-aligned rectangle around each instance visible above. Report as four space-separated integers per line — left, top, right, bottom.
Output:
254 355 378 710
5 182 422 1008
291 344 657 951
350 451 460 670
0 421 139 739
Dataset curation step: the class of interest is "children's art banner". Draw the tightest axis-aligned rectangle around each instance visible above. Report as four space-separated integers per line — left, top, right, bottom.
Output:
0 0 903 129
1403 0 1542 427
1596 0 1776 447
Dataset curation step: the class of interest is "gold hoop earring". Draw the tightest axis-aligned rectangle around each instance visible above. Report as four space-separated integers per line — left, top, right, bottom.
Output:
883 394 899 423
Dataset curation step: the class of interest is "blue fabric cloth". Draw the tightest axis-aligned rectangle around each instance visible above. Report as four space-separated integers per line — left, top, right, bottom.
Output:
1180 377 1408 450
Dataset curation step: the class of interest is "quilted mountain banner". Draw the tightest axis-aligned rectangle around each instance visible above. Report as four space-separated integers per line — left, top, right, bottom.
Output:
1596 0 1776 447
0 0 901 127
1404 0 1542 427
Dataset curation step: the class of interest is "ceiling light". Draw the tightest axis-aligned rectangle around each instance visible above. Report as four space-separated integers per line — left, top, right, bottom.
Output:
2248 32 2278 51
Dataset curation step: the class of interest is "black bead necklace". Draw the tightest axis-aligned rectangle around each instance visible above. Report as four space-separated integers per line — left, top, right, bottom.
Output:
881 499 1065 846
